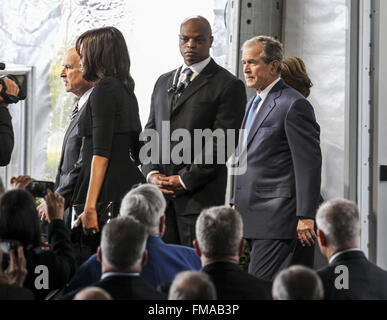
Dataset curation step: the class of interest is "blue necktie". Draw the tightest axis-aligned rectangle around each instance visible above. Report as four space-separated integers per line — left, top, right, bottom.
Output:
244 95 262 145
182 68 194 89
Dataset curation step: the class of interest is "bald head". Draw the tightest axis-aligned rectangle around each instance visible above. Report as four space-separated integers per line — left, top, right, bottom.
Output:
179 16 213 66
73 287 112 300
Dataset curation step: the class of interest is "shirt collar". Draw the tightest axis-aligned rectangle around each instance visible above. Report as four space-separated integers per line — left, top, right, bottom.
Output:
182 56 212 76
101 271 140 280
329 248 362 264
78 87 94 111
256 77 281 103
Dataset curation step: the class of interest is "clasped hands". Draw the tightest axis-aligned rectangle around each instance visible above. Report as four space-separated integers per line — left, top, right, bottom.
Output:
297 219 317 247
149 173 186 198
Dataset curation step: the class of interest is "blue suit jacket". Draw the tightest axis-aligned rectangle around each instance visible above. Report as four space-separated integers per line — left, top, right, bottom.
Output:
233 79 321 239
65 236 201 292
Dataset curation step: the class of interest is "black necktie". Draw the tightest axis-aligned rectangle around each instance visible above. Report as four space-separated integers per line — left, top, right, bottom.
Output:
182 68 194 89
70 103 79 121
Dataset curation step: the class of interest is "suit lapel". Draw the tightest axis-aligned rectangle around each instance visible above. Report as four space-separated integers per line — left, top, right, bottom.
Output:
171 59 217 115
245 80 284 148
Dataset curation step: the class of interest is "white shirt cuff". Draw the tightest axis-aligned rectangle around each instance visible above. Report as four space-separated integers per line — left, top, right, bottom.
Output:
146 170 160 183
178 175 187 190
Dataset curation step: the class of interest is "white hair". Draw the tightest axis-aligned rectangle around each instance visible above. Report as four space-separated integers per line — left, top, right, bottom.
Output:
119 184 166 236
316 198 360 250
100 216 147 270
168 271 217 300
196 206 242 259
272 265 324 300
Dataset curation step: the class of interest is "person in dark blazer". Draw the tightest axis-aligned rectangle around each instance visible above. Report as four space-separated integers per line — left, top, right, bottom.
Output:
193 206 272 300
65 184 201 293
142 16 246 247
232 36 322 282
0 77 20 167
316 198 387 300
37 47 93 227
71 27 145 242
62 216 165 300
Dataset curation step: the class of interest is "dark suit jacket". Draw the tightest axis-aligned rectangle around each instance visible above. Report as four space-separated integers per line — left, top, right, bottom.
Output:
202 261 272 300
0 284 34 300
318 250 387 300
142 59 246 215
54 99 88 210
0 106 14 166
233 79 321 239
64 274 166 300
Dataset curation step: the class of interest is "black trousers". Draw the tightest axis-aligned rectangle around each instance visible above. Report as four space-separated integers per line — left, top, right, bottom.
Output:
247 238 315 282
162 203 198 248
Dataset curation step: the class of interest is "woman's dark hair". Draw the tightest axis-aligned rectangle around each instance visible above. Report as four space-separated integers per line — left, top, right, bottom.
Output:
281 56 313 98
75 26 135 92
0 189 41 248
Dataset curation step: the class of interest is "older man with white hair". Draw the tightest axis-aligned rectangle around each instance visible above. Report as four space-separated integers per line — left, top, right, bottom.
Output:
272 265 323 300
65 183 201 293
316 198 387 299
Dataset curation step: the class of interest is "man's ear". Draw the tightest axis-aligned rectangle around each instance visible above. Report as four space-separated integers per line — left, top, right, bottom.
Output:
317 229 327 247
193 239 202 258
97 246 102 263
141 250 148 267
159 215 166 236
238 238 246 258
271 60 280 75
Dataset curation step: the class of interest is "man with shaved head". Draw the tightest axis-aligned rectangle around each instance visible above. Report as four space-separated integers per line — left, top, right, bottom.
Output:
38 47 93 230
143 16 246 247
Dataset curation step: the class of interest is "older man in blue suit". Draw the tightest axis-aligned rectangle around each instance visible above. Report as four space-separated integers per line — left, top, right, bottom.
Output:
233 36 322 281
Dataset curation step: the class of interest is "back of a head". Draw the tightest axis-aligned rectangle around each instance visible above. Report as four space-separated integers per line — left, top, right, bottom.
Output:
119 184 166 235
281 56 313 98
0 189 41 247
100 216 147 270
168 271 217 300
316 198 360 250
196 206 243 259
73 286 113 300
272 265 324 300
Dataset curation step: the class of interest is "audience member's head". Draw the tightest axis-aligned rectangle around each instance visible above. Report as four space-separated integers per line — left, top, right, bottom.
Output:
272 265 324 300
0 189 41 248
73 286 113 300
194 206 244 263
97 216 147 273
120 184 166 236
168 271 217 300
281 56 313 98
76 26 134 92
316 198 360 259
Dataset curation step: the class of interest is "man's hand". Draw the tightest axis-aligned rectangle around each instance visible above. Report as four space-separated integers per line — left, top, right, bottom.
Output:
74 206 99 234
37 201 48 221
159 175 186 198
10 175 34 189
44 189 65 222
297 219 317 247
0 77 20 105
5 246 28 287
148 173 175 195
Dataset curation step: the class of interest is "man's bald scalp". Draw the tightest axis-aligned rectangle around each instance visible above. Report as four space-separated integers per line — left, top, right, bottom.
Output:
180 16 212 36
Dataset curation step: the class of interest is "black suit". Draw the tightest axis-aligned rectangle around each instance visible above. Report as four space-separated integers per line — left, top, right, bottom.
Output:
0 284 34 300
202 261 272 300
0 106 14 166
317 250 387 300
63 274 166 300
142 59 246 246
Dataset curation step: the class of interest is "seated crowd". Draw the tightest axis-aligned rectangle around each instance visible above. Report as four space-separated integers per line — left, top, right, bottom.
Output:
1 176 387 300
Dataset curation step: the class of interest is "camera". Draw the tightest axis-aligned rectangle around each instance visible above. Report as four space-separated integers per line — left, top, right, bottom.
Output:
0 63 27 104
26 180 55 198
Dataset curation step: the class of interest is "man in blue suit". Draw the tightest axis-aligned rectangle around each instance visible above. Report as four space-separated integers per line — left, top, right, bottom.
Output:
65 183 201 292
233 36 322 281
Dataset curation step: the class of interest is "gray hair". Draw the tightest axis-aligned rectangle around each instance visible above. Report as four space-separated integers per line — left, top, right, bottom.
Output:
196 206 243 259
316 198 360 250
100 216 147 270
120 184 166 236
73 287 113 300
168 271 217 300
272 265 324 300
242 35 283 73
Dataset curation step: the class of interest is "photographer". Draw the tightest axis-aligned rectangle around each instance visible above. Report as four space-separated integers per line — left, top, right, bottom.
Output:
0 77 19 166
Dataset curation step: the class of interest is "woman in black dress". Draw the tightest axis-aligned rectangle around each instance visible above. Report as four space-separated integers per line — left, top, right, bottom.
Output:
72 26 145 235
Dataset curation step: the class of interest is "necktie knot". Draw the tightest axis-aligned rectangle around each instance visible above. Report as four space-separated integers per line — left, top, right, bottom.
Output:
182 68 194 89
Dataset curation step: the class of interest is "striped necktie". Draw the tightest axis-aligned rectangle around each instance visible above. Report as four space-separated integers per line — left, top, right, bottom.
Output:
182 68 194 89
70 103 79 121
